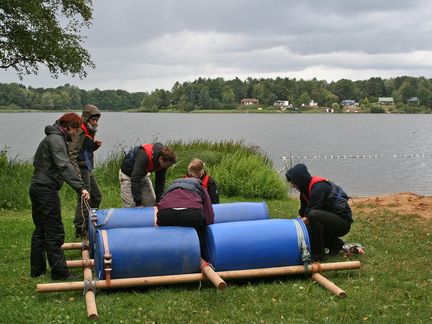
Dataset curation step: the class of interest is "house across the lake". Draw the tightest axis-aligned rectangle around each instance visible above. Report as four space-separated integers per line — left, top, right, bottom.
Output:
378 97 394 105
240 98 259 105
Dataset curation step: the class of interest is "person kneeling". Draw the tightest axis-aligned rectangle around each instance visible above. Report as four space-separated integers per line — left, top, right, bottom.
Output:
156 178 215 251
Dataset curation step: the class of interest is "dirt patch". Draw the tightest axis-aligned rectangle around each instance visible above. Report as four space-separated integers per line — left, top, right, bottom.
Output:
351 192 432 219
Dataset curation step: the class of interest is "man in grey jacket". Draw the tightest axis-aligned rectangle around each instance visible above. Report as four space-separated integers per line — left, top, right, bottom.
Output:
30 113 90 280
69 104 102 238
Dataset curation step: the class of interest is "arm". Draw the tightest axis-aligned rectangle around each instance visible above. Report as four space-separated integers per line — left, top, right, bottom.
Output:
68 130 84 176
154 169 167 203
207 177 220 204
50 135 85 193
130 149 149 206
202 189 215 225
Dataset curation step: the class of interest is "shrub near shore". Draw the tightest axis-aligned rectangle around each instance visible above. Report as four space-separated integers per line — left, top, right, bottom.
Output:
0 140 288 211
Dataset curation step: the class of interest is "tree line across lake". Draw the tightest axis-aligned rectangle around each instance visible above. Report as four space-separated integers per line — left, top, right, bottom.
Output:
1 75 431 113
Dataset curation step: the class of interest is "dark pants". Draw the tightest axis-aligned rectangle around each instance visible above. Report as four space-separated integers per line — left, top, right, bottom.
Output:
157 208 207 252
30 184 70 280
307 209 351 258
73 168 102 233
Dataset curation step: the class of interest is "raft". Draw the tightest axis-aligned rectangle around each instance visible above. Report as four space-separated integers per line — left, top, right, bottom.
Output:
88 202 269 253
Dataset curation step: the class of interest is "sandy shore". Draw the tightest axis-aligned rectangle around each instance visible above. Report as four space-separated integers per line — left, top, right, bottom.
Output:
351 192 432 219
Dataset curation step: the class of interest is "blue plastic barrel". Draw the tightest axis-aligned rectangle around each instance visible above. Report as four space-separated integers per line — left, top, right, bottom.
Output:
212 202 269 223
203 218 310 271
88 207 155 253
94 227 201 279
88 202 269 253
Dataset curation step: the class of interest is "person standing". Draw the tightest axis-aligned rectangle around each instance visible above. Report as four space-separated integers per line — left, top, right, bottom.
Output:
119 143 176 207
186 158 220 204
69 104 102 238
30 113 90 280
285 163 353 262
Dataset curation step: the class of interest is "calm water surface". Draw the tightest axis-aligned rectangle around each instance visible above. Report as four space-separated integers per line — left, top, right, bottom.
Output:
1 112 431 196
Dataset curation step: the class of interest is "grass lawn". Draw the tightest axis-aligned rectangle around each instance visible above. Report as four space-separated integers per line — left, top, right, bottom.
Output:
1 199 431 323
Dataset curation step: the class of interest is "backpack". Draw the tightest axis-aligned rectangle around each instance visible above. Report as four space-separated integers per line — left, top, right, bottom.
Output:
327 181 352 221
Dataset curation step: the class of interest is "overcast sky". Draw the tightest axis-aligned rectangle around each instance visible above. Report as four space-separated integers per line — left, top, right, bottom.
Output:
2 0 432 92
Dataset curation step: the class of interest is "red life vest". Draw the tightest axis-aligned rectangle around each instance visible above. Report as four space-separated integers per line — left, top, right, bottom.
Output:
142 144 157 173
302 176 328 203
81 122 94 140
201 174 209 189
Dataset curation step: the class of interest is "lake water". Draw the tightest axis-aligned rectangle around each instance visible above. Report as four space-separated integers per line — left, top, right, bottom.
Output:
1 112 431 197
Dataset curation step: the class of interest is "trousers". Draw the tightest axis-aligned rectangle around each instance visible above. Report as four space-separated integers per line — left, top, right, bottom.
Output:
119 170 156 207
29 184 70 280
307 209 351 257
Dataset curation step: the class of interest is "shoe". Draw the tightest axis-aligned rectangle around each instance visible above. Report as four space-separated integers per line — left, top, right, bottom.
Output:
31 271 46 278
328 238 345 256
52 272 79 281
310 253 326 262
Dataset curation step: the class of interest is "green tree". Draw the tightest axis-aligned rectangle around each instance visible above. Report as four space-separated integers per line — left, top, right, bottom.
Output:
0 0 94 78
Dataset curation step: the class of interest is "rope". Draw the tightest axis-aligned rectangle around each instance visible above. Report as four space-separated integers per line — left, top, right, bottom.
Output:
79 195 92 234
95 208 115 228
294 218 311 275
83 279 97 295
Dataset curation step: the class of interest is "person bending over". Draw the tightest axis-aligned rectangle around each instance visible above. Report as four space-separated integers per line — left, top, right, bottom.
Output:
119 143 176 207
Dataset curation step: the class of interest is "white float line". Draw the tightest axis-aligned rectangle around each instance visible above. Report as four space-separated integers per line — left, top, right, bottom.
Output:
280 154 426 160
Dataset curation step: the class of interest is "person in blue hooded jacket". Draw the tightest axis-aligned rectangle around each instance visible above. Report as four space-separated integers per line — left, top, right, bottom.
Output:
285 163 353 262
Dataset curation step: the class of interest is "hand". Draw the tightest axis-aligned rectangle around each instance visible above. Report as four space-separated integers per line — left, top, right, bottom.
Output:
81 189 90 201
301 216 309 225
94 140 102 148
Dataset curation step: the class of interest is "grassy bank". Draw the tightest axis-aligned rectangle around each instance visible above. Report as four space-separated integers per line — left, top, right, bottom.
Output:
0 141 431 323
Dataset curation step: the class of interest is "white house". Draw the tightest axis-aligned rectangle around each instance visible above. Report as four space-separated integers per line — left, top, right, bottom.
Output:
378 97 394 105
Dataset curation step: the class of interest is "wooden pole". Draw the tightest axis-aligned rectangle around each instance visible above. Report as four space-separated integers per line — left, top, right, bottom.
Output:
200 259 227 290
66 259 94 268
311 273 347 298
62 242 88 250
82 249 98 320
217 261 360 280
37 261 360 293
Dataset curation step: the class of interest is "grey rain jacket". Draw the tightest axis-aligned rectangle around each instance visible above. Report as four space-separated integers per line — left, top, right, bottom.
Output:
31 123 85 193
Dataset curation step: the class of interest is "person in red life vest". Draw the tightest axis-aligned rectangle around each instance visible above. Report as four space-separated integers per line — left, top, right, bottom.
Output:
119 143 176 207
69 104 103 239
156 177 215 250
285 163 353 262
186 158 220 204
30 113 90 280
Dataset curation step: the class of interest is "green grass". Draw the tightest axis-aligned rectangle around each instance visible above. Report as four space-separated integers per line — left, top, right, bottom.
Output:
1 142 432 322
1 205 431 322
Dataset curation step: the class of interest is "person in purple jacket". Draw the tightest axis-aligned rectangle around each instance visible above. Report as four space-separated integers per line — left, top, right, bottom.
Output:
156 177 215 250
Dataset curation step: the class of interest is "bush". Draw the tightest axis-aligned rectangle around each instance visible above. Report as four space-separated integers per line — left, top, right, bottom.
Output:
0 140 288 210
211 151 287 199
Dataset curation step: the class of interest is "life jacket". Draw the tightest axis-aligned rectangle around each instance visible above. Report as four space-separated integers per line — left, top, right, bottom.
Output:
81 122 95 140
304 176 352 221
302 176 328 203
142 144 157 172
79 122 96 170
124 144 159 173
201 174 209 189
